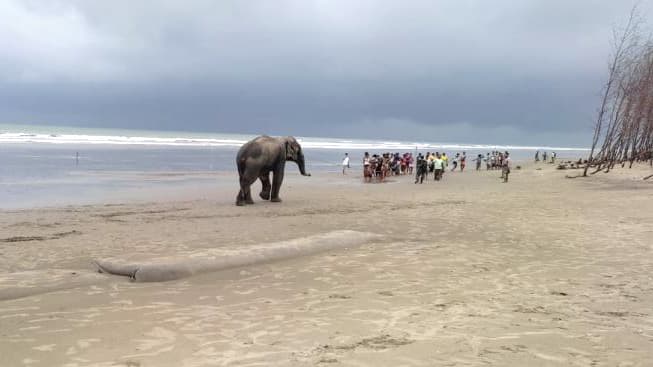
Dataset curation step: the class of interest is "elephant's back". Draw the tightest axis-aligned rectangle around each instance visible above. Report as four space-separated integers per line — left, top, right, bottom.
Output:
238 136 265 156
236 136 278 164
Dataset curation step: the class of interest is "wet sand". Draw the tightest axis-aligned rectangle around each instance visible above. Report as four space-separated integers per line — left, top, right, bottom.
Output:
1 163 652 366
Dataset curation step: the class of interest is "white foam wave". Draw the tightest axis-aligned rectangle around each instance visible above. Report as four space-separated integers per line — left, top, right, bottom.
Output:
0 132 248 147
0 131 589 152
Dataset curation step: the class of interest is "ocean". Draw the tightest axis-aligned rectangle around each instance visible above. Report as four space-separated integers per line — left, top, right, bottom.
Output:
0 124 589 208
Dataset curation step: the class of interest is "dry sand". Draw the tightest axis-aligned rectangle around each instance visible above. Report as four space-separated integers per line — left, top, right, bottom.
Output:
1 163 652 366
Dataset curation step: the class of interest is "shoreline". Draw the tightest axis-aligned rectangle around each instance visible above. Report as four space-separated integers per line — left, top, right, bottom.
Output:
0 157 582 211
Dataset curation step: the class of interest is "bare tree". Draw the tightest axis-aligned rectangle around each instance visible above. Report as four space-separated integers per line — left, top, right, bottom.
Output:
584 5 653 178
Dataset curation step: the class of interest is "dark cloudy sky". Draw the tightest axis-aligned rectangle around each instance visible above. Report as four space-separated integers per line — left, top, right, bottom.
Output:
0 0 648 146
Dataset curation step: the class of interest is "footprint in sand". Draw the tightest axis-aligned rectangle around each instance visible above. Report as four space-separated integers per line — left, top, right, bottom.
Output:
65 339 101 356
328 294 352 299
111 360 142 367
123 327 177 358
233 288 258 295
32 344 56 352
318 357 339 364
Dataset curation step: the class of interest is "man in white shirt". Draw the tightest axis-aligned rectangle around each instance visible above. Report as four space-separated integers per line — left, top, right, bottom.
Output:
433 153 444 181
342 153 350 175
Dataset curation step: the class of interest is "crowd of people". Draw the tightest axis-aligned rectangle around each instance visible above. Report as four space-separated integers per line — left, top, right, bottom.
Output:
414 151 512 183
534 150 557 164
355 152 416 182
343 150 512 183
484 151 511 171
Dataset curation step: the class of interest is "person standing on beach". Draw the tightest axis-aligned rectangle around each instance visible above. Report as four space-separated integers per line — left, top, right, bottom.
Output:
535 151 540 162
441 152 448 178
460 152 467 172
543 151 548 163
342 153 350 175
551 151 556 164
427 152 435 174
451 153 459 171
415 154 427 184
433 153 444 181
474 154 483 170
502 152 511 183
363 152 372 182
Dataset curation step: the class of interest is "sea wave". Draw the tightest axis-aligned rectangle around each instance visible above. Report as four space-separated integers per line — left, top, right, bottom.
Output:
0 132 248 147
0 131 589 152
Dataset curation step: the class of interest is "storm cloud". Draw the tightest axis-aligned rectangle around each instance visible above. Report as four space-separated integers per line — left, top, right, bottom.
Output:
0 0 647 146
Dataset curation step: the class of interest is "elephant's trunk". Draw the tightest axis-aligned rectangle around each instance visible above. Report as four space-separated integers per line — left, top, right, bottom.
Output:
296 153 311 176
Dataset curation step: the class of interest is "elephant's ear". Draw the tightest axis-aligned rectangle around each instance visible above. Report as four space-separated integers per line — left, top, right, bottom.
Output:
285 140 294 160
285 138 300 160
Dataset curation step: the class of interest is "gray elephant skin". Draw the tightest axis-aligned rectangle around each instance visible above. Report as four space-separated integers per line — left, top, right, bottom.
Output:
236 136 311 206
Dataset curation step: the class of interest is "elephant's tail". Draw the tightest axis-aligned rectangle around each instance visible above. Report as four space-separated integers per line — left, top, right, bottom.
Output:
236 156 246 177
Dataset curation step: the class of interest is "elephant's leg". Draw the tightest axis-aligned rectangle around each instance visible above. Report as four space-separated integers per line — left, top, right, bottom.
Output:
270 166 285 203
236 169 258 206
236 187 253 205
236 188 246 206
237 178 255 205
244 179 255 204
259 172 271 200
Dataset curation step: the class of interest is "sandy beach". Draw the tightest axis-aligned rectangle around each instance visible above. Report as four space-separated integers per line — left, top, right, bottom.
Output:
1 162 652 366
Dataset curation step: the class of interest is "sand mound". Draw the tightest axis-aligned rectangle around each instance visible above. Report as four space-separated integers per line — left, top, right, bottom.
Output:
0 231 377 300
94 230 378 282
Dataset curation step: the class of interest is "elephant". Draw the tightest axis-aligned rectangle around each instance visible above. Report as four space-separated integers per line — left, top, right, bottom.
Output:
236 136 311 206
